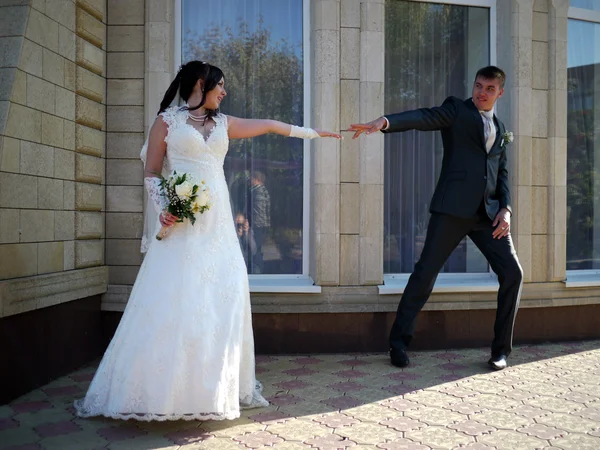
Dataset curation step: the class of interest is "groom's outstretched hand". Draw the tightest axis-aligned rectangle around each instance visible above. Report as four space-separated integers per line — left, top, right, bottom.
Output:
348 117 387 139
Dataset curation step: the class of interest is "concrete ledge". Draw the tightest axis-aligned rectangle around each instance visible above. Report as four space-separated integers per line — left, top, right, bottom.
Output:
101 283 131 311
102 277 323 311
379 273 500 295
0 266 108 317
102 281 600 313
564 270 600 288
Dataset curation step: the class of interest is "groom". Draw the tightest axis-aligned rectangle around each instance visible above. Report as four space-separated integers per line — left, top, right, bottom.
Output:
349 66 523 371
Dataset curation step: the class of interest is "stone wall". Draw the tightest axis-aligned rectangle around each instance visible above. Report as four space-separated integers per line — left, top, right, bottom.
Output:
105 0 146 286
309 0 386 287
101 0 600 315
102 0 175 308
0 0 108 317
496 0 568 284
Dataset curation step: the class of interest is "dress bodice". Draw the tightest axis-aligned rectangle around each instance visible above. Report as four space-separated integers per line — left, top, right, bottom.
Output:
159 106 229 179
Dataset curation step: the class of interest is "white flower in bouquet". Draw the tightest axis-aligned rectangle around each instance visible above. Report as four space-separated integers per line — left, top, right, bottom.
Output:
197 189 210 207
175 180 194 199
155 171 211 240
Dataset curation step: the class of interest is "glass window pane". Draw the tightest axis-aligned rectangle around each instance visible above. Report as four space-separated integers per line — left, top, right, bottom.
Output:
182 0 304 275
570 0 600 11
384 0 490 274
567 18 600 270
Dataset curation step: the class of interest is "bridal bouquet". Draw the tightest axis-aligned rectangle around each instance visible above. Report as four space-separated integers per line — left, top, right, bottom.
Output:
155 171 211 240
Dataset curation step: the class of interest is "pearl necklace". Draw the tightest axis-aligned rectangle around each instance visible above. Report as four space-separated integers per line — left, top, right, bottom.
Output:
187 112 208 122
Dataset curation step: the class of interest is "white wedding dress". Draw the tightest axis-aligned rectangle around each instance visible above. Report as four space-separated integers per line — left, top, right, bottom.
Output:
74 106 268 421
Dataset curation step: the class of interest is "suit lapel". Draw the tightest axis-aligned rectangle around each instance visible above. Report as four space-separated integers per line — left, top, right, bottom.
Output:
465 98 487 152
489 119 506 156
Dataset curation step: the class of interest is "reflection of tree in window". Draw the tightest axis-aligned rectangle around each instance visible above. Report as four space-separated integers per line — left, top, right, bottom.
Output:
567 63 600 270
183 16 305 274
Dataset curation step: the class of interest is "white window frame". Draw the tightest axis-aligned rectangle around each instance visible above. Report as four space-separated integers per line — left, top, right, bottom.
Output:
380 0 498 295
564 5 600 288
175 0 319 293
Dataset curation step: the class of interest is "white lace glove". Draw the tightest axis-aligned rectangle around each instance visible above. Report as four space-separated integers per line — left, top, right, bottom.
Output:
144 177 168 214
289 125 320 139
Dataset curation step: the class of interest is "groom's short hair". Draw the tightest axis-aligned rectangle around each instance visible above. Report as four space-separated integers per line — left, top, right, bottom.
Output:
475 66 506 88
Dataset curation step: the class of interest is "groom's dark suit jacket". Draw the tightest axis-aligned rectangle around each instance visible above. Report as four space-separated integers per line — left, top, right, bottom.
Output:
383 96 511 220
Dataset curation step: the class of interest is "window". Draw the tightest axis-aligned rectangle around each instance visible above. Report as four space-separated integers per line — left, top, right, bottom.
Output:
383 0 492 274
179 0 307 277
570 0 600 12
567 6 600 271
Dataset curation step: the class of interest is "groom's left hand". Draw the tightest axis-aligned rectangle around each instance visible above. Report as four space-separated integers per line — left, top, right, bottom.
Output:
492 208 511 239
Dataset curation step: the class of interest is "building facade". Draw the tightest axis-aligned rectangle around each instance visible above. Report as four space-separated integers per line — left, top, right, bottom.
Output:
1 0 599 401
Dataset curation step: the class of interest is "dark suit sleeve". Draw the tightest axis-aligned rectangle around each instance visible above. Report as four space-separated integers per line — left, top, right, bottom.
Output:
497 125 512 214
382 96 459 133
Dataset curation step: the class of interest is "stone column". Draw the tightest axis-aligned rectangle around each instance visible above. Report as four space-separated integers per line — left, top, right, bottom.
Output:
144 0 173 133
339 0 360 285
359 0 384 285
0 0 108 316
311 0 341 285
336 0 384 287
74 0 107 269
497 0 534 282
529 0 550 283
105 0 146 286
547 0 568 281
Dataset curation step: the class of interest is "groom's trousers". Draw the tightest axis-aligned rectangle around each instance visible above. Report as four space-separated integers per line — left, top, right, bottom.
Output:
388 208 523 357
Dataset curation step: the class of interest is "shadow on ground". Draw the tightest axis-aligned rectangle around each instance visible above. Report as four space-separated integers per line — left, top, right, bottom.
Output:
1 339 599 449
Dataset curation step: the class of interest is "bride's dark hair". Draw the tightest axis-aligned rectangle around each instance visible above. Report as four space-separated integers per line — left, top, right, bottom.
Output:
158 60 225 121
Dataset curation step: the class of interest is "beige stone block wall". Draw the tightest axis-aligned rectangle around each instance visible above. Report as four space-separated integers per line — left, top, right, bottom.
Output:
497 0 534 282
546 0 568 282
0 0 108 316
495 0 569 285
72 0 105 272
105 0 146 287
308 0 383 288
312 0 341 286
99 0 600 314
339 0 360 288
505 0 568 283
0 0 106 282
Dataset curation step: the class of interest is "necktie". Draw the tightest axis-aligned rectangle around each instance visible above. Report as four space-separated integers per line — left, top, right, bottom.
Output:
480 110 496 152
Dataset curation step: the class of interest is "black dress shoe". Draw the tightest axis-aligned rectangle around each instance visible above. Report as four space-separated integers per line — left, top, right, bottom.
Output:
390 348 410 368
488 354 507 370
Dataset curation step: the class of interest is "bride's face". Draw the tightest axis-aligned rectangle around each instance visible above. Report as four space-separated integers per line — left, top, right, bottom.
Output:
204 78 227 110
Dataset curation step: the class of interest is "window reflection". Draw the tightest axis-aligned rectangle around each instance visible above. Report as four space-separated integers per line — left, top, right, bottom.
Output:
182 0 304 274
384 0 490 274
567 18 600 269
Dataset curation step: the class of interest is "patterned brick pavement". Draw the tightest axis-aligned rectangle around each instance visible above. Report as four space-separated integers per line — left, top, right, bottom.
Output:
1 340 599 449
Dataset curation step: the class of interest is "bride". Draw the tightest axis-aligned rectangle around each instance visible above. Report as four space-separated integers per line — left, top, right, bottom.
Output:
74 60 341 421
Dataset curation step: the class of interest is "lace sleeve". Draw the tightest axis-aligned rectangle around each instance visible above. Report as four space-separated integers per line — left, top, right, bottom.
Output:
217 113 228 131
144 177 167 214
159 106 181 143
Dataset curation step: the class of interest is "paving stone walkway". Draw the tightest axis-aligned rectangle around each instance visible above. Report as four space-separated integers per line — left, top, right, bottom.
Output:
1 340 599 449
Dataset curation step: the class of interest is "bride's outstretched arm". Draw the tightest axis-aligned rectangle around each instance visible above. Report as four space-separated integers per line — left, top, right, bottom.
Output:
226 116 342 140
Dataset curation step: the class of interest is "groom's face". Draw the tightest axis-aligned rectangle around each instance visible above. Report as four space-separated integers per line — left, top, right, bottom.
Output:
472 76 504 112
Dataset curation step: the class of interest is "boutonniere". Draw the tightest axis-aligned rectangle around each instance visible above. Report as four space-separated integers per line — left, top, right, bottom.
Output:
500 131 514 149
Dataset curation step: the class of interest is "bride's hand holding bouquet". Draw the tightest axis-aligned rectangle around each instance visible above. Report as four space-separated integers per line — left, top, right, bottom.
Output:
156 171 211 240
